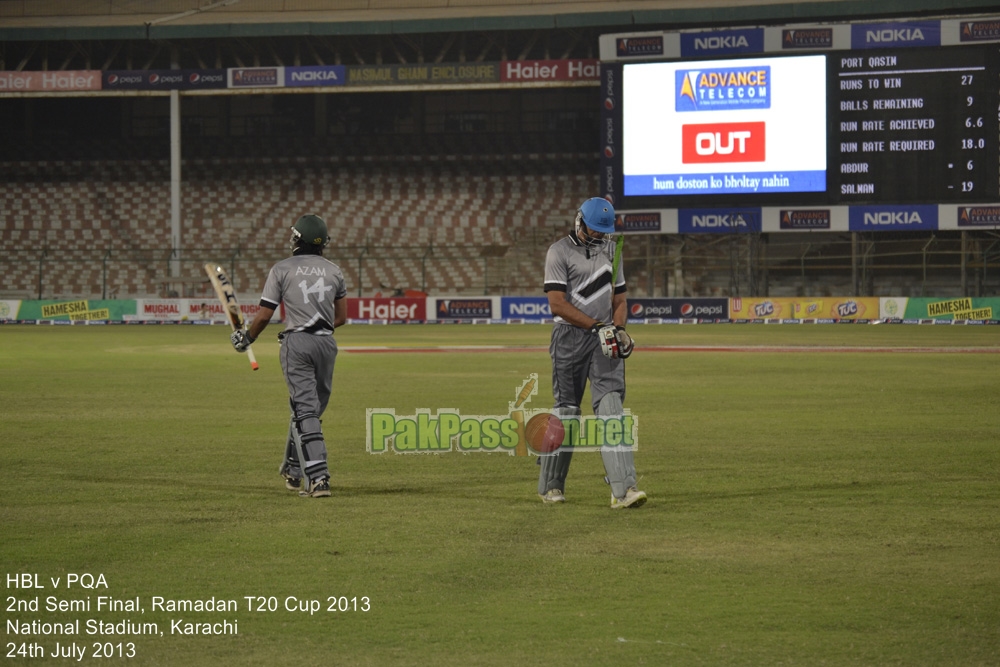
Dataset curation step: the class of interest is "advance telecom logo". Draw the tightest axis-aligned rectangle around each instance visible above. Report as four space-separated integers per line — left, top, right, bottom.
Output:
436 299 492 319
780 209 831 230
960 20 1000 42
231 68 280 87
616 36 664 57
676 66 771 112
782 28 833 49
958 206 1000 227
620 213 662 233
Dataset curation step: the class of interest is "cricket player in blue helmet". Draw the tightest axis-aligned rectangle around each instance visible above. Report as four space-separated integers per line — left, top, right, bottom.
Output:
538 197 646 508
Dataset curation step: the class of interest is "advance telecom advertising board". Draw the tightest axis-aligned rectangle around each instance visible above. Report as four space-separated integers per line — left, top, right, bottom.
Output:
622 55 827 199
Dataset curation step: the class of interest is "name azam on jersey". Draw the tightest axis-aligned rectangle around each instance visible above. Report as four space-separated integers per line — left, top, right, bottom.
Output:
294 265 335 303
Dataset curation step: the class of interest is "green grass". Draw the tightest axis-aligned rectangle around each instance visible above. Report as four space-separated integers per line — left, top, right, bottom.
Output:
1 324 999 665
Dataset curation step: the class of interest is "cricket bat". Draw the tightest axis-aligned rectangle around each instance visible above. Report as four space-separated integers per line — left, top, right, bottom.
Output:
609 231 632 358
610 233 624 314
204 263 259 371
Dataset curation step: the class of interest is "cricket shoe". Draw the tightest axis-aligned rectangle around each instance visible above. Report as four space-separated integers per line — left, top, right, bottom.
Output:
282 474 301 491
610 487 647 509
300 477 331 498
539 489 566 504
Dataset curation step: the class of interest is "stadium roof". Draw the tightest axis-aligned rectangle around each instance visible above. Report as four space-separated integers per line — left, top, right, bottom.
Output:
2 0 997 41
2 0 996 72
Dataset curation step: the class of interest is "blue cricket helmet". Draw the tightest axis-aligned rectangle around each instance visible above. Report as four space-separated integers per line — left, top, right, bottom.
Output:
576 197 616 235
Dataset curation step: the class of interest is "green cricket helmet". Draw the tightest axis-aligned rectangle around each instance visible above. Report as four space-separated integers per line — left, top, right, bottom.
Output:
289 214 329 251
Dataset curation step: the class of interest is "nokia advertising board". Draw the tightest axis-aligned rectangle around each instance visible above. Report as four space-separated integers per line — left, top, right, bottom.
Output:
501 297 552 321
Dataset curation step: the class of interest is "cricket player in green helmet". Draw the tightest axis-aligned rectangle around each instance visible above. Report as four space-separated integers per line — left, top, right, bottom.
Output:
232 214 348 498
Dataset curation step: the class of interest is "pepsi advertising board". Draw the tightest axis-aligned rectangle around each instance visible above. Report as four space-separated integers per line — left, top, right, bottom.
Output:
103 70 226 90
603 40 1000 213
627 298 729 320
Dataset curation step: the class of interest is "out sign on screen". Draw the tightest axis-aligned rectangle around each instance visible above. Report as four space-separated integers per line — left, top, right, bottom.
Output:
682 122 766 163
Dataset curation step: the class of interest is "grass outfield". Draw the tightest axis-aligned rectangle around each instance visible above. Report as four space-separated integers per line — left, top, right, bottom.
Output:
1 323 999 665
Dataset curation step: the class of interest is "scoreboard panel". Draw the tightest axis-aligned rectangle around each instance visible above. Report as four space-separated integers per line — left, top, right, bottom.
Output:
833 46 996 204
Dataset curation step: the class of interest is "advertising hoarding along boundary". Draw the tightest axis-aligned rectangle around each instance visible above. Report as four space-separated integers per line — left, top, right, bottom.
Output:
348 297 427 322
0 71 101 91
880 297 996 321
628 298 729 320
501 297 551 321
2 297 999 324
103 70 226 91
729 297 879 320
3 59 597 97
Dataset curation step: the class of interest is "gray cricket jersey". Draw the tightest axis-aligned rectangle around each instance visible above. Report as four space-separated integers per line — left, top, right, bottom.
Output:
543 234 625 325
260 255 347 335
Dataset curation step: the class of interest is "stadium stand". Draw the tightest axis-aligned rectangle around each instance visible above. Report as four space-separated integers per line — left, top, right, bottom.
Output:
3 0 998 300
0 140 594 298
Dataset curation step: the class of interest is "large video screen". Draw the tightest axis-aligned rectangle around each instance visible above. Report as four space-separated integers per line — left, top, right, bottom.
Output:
621 54 827 199
603 45 1000 211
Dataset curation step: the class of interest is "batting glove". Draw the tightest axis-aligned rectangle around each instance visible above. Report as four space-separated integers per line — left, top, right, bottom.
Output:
616 326 634 359
591 322 620 359
231 328 256 352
